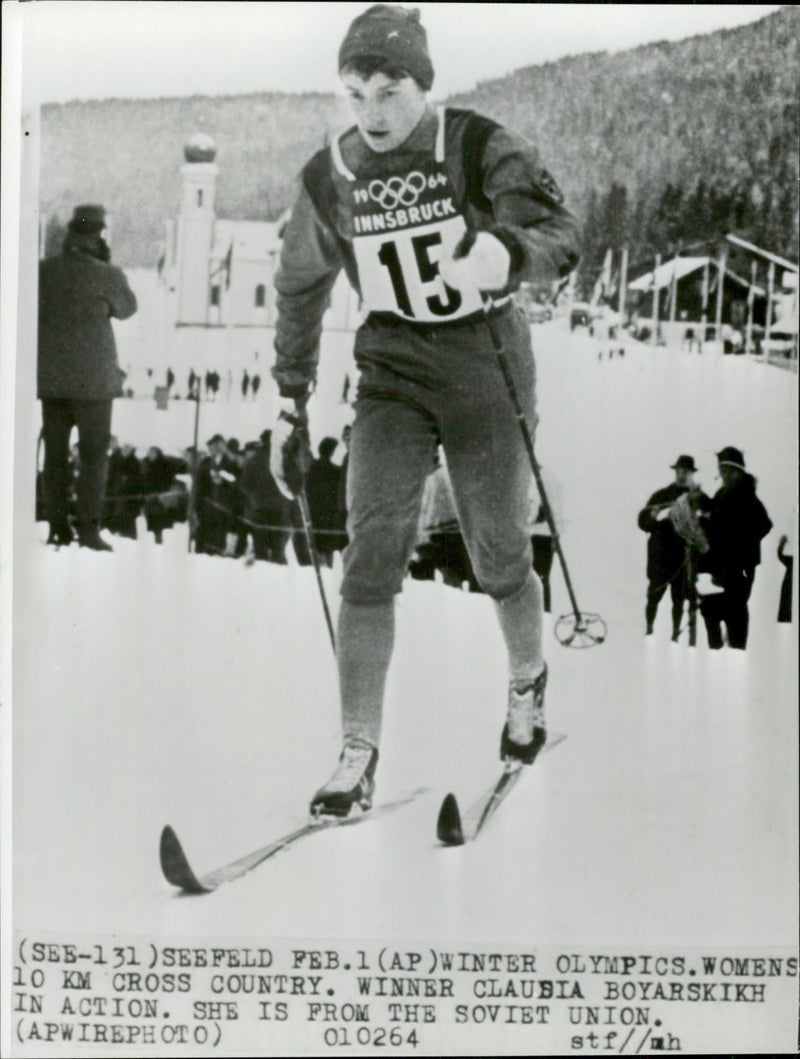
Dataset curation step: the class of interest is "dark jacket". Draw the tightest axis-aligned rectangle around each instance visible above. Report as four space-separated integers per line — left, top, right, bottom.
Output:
141 453 184 496
238 446 292 523
196 455 242 530
306 456 344 530
38 240 137 400
637 483 689 583
703 473 772 581
106 451 143 521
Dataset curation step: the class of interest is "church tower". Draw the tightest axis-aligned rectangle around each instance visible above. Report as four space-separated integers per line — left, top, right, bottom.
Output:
176 133 218 324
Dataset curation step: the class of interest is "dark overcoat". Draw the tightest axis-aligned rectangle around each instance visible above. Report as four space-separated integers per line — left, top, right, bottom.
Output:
637 483 688 584
704 474 772 582
38 247 137 400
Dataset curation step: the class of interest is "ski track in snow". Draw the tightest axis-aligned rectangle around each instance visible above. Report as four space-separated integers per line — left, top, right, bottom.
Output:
14 324 797 947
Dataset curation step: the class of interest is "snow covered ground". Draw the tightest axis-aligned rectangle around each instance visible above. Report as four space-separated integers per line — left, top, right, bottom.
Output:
10 323 798 1053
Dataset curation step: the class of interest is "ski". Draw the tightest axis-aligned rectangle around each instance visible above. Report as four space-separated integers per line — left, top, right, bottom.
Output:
160 788 427 895
436 733 566 846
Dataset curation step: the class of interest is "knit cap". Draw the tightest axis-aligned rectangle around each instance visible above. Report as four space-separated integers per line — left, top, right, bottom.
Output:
338 5 434 90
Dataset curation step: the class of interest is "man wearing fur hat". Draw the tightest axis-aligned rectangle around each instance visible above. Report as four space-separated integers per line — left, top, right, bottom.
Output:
637 455 702 640
697 447 772 650
38 205 137 550
269 4 580 816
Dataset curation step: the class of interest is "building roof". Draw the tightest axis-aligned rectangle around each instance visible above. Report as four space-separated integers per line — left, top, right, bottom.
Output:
629 256 765 296
211 218 283 263
628 256 709 291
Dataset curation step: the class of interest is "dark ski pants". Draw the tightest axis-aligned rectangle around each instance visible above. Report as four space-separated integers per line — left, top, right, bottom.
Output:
342 306 536 604
41 398 112 528
700 570 755 650
646 572 688 634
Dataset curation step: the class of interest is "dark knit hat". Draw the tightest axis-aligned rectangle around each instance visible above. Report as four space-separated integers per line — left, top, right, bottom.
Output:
338 5 434 90
671 455 697 472
716 446 746 470
68 204 106 234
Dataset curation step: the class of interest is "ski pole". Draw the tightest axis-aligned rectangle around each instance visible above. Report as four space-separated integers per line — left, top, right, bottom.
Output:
480 298 606 647
448 223 606 646
295 475 337 657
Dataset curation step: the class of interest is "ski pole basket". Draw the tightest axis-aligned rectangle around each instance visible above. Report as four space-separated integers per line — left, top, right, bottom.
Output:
554 611 607 648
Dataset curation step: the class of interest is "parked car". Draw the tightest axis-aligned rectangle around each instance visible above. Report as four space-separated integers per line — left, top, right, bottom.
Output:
570 303 594 330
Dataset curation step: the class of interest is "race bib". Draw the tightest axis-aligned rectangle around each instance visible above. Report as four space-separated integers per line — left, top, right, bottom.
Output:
350 167 484 323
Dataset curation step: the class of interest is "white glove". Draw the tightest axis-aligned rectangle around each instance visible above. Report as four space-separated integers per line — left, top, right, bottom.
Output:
438 232 510 294
269 398 310 499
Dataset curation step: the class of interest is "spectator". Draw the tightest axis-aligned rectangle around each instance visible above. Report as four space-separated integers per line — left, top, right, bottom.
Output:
141 446 187 544
777 529 794 624
237 430 293 564
241 369 250 400
529 466 564 614
697 447 773 650
637 455 701 640
106 443 142 539
409 450 481 592
37 203 137 549
194 434 241 556
306 437 345 567
226 437 244 468
779 533 792 622
226 438 248 554
251 373 261 401
337 424 352 530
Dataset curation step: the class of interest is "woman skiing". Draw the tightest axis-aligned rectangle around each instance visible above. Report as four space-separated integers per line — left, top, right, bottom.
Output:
269 4 580 816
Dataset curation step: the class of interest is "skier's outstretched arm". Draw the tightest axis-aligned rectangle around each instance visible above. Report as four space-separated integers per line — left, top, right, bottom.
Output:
272 184 343 401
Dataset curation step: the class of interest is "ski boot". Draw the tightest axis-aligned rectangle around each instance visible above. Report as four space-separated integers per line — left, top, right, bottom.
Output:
500 664 548 765
310 742 379 818
78 522 113 552
47 519 74 547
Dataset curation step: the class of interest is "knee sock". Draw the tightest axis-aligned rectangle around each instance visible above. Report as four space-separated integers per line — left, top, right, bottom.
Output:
493 570 544 686
337 599 395 748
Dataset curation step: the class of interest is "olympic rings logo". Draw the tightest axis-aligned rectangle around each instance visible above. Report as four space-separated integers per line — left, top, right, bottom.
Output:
368 171 427 209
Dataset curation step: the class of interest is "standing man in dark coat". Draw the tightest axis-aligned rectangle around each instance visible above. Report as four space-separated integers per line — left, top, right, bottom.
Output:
637 455 699 639
698 446 772 650
305 437 345 567
38 204 137 549
105 442 143 539
237 431 293 564
194 435 242 556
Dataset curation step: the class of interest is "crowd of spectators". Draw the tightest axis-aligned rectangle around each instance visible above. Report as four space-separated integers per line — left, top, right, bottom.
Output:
37 428 564 604
37 427 351 562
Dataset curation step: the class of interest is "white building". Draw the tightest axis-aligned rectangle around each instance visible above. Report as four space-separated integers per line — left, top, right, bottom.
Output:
116 132 359 397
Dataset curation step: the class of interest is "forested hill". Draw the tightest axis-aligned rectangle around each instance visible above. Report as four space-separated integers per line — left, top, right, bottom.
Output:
40 6 798 285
